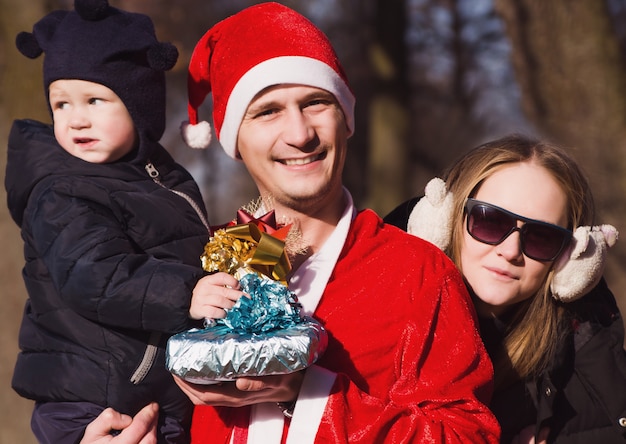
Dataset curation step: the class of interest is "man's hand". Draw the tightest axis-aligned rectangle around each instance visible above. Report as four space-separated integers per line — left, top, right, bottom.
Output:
80 403 158 444
174 371 305 407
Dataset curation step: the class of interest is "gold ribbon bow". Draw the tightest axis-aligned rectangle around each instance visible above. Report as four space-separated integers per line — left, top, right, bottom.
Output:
201 210 292 284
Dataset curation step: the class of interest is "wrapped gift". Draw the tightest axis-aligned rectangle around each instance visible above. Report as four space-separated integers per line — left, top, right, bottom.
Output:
166 209 328 384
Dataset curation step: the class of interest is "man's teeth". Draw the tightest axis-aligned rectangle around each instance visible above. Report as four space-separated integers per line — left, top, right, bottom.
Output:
283 154 318 166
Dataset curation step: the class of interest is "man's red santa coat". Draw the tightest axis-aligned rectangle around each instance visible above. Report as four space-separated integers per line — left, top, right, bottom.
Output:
190 209 500 443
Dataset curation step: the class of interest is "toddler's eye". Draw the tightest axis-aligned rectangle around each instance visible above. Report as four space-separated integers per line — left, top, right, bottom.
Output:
52 101 68 110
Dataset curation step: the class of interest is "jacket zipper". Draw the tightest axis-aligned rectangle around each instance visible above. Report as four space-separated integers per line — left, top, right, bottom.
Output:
129 162 210 385
144 162 210 231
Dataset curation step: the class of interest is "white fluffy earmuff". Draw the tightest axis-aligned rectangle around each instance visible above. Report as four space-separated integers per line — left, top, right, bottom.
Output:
406 177 454 250
550 224 618 302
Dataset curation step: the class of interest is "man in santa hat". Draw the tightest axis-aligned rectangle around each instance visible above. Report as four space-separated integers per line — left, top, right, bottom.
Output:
176 3 500 443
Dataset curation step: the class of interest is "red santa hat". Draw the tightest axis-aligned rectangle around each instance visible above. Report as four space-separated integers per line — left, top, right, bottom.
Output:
181 2 355 158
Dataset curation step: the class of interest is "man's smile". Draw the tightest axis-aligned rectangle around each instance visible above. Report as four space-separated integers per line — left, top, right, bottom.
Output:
279 151 327 166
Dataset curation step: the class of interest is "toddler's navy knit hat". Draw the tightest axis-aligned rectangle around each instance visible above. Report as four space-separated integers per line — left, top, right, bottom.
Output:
15 0 178 151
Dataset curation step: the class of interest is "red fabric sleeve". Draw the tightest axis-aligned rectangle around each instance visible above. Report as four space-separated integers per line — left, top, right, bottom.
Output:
315 272 500 443
311 211 500 443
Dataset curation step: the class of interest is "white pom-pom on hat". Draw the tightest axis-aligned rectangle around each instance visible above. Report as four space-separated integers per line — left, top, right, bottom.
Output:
181 120 212 149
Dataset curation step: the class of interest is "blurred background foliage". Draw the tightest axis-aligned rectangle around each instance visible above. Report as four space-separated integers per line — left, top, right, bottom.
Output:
2 1 626 441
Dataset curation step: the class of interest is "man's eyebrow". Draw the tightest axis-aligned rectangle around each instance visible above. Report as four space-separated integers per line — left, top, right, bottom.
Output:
247 90 336 114
246 99 281 114
303 90 335 101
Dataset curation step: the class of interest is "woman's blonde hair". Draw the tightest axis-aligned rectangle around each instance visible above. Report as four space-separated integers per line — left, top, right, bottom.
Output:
444 134 594 388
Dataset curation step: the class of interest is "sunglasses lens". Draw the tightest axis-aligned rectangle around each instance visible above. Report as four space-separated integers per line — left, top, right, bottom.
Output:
522 224 568 261
466 200 571 262
467 205 515 244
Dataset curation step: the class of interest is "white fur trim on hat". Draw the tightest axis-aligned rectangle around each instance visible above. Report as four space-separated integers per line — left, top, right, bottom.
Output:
181 120 212 149
219 56 356 159
407 177 454 250
550 224 619 302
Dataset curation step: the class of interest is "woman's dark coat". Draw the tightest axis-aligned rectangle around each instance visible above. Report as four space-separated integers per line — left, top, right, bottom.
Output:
385 198 626 443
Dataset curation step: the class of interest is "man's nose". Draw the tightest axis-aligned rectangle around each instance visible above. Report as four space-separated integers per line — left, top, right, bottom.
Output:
282 109 315 147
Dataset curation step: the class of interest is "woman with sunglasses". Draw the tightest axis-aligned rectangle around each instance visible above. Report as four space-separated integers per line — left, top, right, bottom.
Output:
384 134 626 443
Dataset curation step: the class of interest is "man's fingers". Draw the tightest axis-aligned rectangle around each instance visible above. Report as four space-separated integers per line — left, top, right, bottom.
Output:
235 377 267 392
80 408 132 442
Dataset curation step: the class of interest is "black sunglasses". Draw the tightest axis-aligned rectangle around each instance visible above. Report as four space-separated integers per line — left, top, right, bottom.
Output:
464 198 573 262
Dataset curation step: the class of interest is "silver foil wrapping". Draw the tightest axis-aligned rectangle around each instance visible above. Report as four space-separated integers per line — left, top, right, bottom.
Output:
166 317 328 384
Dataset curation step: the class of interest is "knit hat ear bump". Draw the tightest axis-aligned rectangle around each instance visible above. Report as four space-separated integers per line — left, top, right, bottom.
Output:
147 42 179 72
75 0 109 20
15 31 44 59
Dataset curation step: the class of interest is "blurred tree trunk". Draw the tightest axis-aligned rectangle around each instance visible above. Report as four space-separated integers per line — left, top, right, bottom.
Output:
495 0 626 297
0 0 46 441
366 0 410 215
